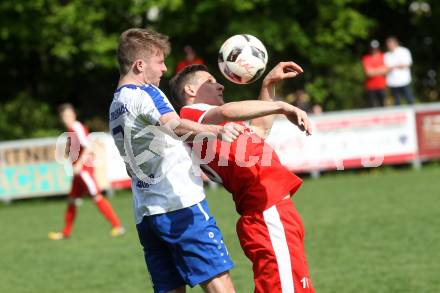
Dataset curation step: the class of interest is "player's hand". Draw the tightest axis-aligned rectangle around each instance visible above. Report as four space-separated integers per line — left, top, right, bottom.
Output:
285 107 312 136
220 123 245 142
263 61 304 85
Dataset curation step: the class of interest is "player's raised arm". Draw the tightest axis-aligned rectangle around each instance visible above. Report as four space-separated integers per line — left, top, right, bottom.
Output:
183 99 311 137
159 111 244 143
283 105 312 135
201 100 292 124
171 63 310 136
250 61 304 136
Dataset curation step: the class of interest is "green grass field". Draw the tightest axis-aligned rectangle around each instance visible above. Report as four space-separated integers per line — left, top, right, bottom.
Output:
1 166 440 293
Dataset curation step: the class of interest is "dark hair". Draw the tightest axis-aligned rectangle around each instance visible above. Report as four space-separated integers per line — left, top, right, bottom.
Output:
386 36 399 44
58 103 75 114
117 28 170 76
169 64 209 113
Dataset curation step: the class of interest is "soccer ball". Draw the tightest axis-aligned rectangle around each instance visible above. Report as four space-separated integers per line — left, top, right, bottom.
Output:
218 34 268 84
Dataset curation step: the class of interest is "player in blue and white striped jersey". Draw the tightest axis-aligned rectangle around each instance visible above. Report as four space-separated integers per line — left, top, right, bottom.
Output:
109 28 240 293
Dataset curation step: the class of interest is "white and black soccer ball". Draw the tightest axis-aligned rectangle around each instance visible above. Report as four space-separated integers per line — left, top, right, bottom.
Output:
218 34 268 84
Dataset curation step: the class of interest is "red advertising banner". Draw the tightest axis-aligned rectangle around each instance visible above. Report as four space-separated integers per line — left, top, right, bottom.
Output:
416 110 440 159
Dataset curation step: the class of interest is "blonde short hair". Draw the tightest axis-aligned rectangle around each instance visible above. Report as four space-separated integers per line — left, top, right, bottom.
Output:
117 28 171 75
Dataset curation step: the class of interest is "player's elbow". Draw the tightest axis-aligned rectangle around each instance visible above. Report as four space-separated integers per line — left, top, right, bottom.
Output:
219 106 232 122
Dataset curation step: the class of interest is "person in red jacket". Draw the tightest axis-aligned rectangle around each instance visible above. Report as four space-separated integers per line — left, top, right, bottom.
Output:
176 45 205 73
362 40 388 107
48 103 125 240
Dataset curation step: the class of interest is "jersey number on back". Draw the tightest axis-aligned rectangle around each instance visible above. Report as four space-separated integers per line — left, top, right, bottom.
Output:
112 125 124 138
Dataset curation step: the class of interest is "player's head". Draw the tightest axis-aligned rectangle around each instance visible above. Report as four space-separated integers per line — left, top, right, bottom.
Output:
117 28 170 86
58 103 76 128
386 36 399 51
169 64 225 112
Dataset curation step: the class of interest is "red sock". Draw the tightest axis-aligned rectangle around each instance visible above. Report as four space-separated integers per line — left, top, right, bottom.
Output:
95 195 121 228
62 204 76 237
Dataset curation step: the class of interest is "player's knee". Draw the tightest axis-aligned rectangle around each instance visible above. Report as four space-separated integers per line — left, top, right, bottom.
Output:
67 197 76 205
165 286 186 293
201 272 236 293
93 194 103 202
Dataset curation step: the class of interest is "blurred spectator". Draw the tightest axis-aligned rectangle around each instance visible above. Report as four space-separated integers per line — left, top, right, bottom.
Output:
362 40 387 107
311 104 323 115
292 90 313 112
384 36 415 105
285 90 323 114
176 45 205 73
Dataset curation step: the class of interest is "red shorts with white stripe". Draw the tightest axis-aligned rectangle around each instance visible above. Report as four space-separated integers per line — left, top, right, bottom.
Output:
69 168 100 197
237 198 314 293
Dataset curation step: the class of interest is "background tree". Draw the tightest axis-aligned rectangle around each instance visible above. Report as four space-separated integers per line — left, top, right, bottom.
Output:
0 0 437 140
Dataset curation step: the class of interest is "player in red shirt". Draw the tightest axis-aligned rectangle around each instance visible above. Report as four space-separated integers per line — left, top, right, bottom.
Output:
48 104 125 240
170 63 315 292
362 39 388 107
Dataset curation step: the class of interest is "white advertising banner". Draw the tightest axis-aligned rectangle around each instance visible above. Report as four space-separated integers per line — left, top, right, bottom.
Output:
266 107 418 172
0 133 130 201
96 133 131 189
1 104 429 200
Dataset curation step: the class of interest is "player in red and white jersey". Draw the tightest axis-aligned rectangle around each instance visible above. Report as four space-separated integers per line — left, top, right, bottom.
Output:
170 63 315 292
48 103 125 240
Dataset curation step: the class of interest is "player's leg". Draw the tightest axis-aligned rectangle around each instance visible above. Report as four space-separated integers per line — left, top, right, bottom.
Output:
62 199 77 237
49 175 81 240
79 170 124 236
237 213 283 292
276 199 314 292
92 191 123 229
200 271 235 293
48 199 76 240
237 199 314 293
136 215 187 293
165 287 186 293
151 199 235 292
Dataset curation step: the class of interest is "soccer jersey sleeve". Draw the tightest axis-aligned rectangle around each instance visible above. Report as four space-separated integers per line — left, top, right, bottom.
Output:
180 104 217 123
138 84 175 125
71 121 91 148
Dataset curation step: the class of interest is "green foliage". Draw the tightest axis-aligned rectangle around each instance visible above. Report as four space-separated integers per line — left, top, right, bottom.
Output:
153 0 376 109
0 93 59 140
0 0 439 139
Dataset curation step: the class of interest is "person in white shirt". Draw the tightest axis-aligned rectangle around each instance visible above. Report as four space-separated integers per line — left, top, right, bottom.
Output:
110 28 241 293
384 36 415 105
